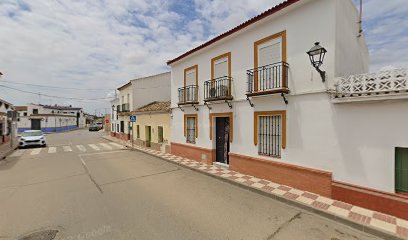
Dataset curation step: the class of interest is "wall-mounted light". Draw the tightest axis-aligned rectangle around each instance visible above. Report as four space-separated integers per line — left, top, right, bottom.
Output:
307 42 327 82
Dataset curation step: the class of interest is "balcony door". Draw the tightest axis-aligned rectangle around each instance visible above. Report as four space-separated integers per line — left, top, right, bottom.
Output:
255 33 285 92
184 65 198 102
257 37 282 68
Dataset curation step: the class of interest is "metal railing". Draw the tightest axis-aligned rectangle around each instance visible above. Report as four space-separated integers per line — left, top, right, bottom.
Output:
121 103 130 112
116 105 121 113
204 76 233 101
178 85 198 104
247 61 289 94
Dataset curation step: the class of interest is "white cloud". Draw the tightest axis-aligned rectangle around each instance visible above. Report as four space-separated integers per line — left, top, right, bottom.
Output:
0 0 406 113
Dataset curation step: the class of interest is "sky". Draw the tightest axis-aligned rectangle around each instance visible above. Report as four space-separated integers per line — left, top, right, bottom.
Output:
0 0 407 114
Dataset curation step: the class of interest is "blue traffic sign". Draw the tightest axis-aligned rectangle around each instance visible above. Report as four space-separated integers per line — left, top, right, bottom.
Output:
129 115 137 122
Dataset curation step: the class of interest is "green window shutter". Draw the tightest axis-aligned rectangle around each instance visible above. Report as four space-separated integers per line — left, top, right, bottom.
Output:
395 147 408 193
136 125 140 139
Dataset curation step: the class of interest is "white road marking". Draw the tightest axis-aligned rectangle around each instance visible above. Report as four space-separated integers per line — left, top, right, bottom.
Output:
48 147 57 153
30 148 41 155
108 142 123 148
9 149 25 157
88 144 100 151
63 146 73 152
76 145 87 152
99 143 112 150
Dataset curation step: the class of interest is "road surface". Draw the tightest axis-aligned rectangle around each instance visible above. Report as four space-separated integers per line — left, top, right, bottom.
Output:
0 129 382 240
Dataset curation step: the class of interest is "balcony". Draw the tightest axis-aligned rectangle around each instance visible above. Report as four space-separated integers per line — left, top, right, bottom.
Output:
204 76 233 102
178 85 199 105
246 61 289 97
334 69 408 103
121 103 130 112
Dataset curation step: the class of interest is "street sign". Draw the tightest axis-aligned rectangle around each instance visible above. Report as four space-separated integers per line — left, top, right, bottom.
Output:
129 115 137 122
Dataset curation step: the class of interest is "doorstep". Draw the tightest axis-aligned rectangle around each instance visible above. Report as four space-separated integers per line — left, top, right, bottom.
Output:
102 135 408 240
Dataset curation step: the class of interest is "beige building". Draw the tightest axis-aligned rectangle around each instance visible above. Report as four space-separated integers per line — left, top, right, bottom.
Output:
131 101 171 153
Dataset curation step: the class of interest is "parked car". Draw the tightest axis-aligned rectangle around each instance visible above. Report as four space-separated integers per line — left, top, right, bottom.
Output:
95 122 103 130
18 130 46 148
89 124 99 131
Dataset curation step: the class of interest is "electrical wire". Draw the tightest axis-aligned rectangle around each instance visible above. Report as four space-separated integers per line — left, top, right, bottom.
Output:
0 84 114 101
0 80 113 91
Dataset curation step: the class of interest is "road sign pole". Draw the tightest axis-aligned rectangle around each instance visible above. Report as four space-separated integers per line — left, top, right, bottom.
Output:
131 121 134 150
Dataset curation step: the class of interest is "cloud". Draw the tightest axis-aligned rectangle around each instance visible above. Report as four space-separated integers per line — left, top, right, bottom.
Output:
0 0 406 113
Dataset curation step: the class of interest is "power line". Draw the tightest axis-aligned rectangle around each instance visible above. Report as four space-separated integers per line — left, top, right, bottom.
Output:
0 80 114 91
0 84 114 101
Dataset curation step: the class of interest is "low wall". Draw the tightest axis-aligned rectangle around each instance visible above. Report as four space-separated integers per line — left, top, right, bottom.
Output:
229 153 333 197
332 181 408 220
18 125 78 133
171 142 215 165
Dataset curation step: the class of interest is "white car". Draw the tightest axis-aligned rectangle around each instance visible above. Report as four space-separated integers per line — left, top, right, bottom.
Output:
19 130 47 148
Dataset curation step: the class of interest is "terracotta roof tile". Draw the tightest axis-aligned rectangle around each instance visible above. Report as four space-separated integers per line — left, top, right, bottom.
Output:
134 101 170 113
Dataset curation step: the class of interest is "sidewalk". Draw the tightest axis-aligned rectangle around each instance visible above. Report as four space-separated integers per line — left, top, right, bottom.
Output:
103 135 408 240
0 140 18 160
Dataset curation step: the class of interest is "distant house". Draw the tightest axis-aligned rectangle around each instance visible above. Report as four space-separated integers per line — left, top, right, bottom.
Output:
167 0 408 219
0 98 17 147
113 72 171 143
16 104 86 132
132 101 171 153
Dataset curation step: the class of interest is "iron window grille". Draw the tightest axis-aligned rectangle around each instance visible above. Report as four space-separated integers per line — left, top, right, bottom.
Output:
247 61 289 94
258 115 282 157
186 117 196 144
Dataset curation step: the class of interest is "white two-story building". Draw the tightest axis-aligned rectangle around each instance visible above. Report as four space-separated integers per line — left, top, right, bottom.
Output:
114 72 171 141
16 104 86 132
168 0 408 219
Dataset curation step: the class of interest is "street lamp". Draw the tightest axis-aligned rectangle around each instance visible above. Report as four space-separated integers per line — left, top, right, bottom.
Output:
307 42 327 82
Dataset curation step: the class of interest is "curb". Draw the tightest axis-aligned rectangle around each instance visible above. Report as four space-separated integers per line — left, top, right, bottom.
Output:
0 145 18 160
101 136 405 240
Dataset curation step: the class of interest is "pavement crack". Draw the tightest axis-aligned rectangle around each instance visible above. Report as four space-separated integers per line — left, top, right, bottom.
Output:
267 212 302 240
79 155 103 194
100 168 181 186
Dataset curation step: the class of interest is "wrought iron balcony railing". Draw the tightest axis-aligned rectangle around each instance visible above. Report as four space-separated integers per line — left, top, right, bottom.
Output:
116 105 121 113
204 76 233 102
247 61 289 96
178 85 199 105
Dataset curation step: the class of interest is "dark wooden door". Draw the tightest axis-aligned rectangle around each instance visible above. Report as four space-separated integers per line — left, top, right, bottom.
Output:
216 117 230 164
31 119 41 130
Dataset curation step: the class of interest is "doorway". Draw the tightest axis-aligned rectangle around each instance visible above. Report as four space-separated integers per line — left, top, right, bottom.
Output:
145 126 151 147
215 117 230 164
31 119 41 130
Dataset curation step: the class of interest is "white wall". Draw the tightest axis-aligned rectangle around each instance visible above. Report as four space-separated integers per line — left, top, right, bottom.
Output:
168 0 400 193
132 72 171 110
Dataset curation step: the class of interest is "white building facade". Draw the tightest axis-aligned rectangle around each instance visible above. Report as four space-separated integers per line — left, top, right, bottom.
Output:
168 0 408 219
114 72 171 141
16 104 86 132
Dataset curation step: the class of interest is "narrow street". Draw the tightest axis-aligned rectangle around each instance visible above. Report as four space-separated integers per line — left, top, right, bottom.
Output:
0 129 382 240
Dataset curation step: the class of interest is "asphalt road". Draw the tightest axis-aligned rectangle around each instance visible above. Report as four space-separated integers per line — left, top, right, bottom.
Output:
0 129 383 240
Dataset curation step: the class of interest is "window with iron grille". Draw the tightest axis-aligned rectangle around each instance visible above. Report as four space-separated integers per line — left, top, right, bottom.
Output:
158 126 164 143
136 125 140 138
186 117 196 144
258 115 282 157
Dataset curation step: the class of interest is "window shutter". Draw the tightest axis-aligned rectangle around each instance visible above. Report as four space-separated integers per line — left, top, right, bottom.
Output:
214 58 228 79
185 69 196 86
258 37 282 68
